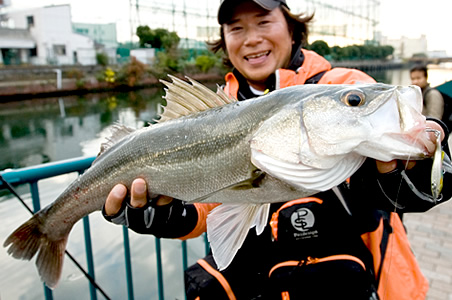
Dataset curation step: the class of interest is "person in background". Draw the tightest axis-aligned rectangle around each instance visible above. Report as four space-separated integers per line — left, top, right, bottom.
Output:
410 64 445 119
103 1 451 299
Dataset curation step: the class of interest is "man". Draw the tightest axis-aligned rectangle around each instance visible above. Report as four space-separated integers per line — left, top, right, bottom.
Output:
410 64 444 119
104 1 450 299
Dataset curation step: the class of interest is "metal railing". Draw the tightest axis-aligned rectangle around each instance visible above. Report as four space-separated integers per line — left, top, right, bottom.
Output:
0 156 209 300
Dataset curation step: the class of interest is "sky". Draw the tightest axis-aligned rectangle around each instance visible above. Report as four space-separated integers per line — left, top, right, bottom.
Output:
4 0 452 55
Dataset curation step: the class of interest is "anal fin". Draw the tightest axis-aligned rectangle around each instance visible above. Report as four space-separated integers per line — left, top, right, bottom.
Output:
206 203 270 270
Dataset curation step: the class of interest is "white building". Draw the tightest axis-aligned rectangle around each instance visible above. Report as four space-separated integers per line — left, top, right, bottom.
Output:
73 22 118 64
0 27 35 64
73 22 118 49
381 35 428 60
5 4 96 65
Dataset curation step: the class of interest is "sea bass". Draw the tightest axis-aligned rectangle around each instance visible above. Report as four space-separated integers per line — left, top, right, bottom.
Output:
4 76 436 288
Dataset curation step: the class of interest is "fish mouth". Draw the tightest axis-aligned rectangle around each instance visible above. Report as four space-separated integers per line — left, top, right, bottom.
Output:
244 51 270 61
411 127 437 155
383 122 437 159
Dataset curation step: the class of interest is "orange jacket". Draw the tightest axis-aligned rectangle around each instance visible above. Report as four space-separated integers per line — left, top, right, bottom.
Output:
223 49 376 99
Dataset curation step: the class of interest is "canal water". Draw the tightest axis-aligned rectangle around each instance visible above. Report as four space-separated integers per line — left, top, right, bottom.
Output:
1 67 452 299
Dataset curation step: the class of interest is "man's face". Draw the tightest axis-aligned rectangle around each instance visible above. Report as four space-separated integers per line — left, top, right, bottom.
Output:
222 1 293 91
410 70 428 89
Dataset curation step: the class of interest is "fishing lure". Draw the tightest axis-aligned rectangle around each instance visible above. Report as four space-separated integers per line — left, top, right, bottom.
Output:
430 129 444 200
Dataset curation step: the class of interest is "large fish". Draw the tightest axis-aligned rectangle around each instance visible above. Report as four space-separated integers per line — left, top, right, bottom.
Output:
4 76 437 288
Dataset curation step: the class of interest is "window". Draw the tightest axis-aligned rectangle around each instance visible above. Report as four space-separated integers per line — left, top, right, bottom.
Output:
27 15 34 28
53 45 66 56
30 47 37 57
75 28 89 34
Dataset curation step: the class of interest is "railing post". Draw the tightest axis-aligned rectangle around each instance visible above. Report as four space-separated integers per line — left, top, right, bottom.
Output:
122 226 134 300
155 238 164 300
181 240 188 271
83 216 97 300
181 240 188 300
204 233 210 256
77 168 98 300
29 180 54 300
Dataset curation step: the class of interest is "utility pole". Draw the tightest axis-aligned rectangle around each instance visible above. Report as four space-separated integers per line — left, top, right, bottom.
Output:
129 0 134 42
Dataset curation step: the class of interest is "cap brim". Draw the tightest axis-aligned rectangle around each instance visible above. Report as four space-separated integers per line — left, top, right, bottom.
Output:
218 0 282 24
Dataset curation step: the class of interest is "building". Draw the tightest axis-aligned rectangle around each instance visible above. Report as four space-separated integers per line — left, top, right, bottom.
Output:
4 4 97 65
0 27 35 64
381 35 428 60
73 22 118 49
73 22 118 64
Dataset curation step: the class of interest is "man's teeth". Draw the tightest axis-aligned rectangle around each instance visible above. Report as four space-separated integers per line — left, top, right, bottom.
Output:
246 51 269 59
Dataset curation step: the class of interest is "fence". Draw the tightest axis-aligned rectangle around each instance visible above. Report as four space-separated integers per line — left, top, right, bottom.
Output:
0 156 209 300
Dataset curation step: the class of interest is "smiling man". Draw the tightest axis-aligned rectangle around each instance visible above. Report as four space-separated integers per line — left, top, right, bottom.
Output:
221 1 293 90
103 1 451 299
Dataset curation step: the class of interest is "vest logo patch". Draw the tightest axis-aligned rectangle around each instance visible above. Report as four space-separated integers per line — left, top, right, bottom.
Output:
291 208 318 239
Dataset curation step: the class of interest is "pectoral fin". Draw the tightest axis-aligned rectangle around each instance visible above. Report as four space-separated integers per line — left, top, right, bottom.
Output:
206 203 270 270
251 149 365 191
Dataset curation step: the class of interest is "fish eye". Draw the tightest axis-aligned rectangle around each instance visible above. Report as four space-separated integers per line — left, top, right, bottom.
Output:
341 90 365 107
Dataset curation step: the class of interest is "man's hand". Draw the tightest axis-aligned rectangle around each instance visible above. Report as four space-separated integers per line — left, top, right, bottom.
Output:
376 120 445 174
104 178 173 216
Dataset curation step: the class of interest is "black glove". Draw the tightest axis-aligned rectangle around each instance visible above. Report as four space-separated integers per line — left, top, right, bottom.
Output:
102 198 198 238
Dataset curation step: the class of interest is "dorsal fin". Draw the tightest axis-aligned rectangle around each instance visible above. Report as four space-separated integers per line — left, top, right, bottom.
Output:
157 75 237 123
94 123 135 163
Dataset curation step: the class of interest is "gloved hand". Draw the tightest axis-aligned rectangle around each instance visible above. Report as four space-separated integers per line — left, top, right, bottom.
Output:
102 178 174 233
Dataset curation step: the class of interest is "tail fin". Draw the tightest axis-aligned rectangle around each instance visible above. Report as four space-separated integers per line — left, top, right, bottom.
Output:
3 215 68 289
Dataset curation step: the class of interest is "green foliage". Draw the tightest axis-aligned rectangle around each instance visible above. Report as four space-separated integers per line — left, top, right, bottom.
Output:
155 50 180 73
308 40 331 57
380 46 395 58
75 79 86 89
96 52 109 66
195 55 217 73
136 26 180 50
117 57 148 87
308 40 394 61
66 68 85 89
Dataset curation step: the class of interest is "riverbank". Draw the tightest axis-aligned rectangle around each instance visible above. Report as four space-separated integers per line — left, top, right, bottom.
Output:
0 60 407 102
0 68 224 102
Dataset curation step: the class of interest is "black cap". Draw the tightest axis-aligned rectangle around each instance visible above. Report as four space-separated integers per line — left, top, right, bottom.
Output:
218 0 288 24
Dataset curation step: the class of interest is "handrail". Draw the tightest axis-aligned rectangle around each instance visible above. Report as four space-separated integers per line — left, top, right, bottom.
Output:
0 156 96 187
1 156 208 300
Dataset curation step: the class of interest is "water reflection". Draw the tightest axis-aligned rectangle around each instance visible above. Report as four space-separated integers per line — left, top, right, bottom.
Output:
0 88 164 170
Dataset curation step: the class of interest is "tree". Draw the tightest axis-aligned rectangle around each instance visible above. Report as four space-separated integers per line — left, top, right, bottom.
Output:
195 55 217 73
380 46 394 59
308 40 330 57
136 26 180 51
96 52 109 66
